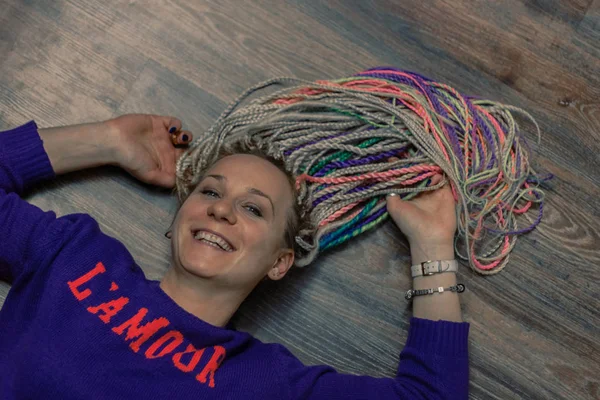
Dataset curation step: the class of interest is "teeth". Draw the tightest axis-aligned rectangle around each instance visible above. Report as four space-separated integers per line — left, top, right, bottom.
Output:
193 231 233 252
200 240 222 250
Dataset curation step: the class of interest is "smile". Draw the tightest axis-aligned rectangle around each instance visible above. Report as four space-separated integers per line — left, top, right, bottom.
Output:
192 230 234 252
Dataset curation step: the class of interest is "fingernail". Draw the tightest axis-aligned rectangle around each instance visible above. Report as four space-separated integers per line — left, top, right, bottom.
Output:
169 127 177 133
181 134 189 142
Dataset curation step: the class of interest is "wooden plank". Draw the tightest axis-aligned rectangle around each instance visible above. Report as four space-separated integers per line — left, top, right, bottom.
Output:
523 0 595 27
0 1 146 128
103 0 382 99
0 282 9 307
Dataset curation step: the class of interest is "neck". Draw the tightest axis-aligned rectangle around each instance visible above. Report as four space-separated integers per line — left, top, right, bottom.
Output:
159 267 249 328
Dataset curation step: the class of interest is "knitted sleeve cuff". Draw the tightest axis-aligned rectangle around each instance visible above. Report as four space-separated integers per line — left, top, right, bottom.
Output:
405 317 470 358
0 121 56 191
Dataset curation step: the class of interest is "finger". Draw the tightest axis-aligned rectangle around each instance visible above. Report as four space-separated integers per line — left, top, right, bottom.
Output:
386 191 417 216
147 169 176 189
172 130 193 145
161 116 182 134
385 157 405 199
157 173 176 188
429 173 444 186
175 148 186 159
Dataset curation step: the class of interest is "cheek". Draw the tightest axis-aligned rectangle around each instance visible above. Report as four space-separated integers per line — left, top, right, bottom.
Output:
177 199 210 224
243 224 280 254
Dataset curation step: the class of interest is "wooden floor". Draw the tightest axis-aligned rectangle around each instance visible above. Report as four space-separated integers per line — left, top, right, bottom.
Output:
1 1 599 399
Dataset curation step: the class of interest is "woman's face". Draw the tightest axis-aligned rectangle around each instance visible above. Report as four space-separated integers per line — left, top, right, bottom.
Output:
171 154 295 291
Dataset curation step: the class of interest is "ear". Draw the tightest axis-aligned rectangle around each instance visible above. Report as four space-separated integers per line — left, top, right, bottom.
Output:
267 249 295 281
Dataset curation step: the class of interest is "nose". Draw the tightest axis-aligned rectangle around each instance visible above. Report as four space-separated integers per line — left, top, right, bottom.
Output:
207 198 237 224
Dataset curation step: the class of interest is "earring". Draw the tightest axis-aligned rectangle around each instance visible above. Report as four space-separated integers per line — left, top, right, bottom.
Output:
165 231 172 239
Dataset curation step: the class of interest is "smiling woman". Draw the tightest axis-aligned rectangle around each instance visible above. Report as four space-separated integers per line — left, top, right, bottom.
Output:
174 138 313 257
160 147 314 326
0 114 469 399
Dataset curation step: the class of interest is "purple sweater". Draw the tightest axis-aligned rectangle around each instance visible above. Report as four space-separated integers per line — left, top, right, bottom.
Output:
0 121 470 399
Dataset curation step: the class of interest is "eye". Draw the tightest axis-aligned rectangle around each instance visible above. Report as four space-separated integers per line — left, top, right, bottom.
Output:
201 189 220 198
245 205 263 217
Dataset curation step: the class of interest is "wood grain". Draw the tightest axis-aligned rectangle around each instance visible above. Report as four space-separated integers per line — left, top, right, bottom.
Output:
1 0 599 399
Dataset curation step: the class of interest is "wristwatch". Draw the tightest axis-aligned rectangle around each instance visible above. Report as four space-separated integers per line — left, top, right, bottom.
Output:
411 259 458 278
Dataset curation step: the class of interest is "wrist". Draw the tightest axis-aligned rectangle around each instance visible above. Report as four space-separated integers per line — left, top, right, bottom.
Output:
40 121 120 175
409 240 455 265
103 119 126 166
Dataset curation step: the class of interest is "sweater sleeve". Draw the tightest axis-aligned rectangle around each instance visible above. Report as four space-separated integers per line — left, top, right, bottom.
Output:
0 121 65 283
278 318 469 400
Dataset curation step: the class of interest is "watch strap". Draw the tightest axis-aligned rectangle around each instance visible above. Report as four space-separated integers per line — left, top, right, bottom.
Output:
411 259 458 278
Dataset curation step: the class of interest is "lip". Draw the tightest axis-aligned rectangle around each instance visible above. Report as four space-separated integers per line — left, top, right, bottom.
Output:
190 228 236 251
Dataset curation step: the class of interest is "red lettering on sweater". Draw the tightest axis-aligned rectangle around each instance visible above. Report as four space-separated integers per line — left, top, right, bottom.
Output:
67 262 106 300
196 346 226 388
112 308 170 352
87 296 130 324
67 261 228 389
173 343 206 372
145 330 184 359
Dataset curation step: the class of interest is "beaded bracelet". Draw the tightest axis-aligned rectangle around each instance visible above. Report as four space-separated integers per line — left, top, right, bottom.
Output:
405 283 465 301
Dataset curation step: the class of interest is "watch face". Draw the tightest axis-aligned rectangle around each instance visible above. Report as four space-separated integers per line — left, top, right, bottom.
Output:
405 290 413 300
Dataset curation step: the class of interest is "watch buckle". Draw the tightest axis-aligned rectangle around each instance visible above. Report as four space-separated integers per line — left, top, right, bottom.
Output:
420 260 437 276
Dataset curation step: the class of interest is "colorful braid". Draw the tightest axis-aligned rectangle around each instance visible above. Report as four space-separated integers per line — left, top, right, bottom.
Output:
175 67 551 274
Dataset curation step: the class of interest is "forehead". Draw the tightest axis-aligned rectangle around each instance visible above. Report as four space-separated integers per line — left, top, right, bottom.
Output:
206 154 292 205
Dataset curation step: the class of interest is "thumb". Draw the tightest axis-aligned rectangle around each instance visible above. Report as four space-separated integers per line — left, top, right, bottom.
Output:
386 192 418 216
386 193 421 237
386 192 432 243
149 170 176 189
385 155 418 216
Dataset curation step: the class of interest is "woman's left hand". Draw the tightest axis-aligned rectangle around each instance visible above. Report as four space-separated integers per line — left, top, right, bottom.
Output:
108 114 193 188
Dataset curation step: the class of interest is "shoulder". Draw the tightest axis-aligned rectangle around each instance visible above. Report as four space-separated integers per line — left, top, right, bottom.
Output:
234 335 318 376
39 211 141 280
48 212 130 258
225 331 298 366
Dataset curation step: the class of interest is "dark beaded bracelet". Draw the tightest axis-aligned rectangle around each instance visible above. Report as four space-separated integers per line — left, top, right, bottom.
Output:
405 283 465 301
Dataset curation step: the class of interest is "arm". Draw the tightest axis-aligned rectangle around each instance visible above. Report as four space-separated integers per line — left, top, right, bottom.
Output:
39 114 192 186
410 242 461 322
278 316 469 400
279 175 469 399
38 121 120 176
386 172 463 323
0 115 192 283
0 121 63 283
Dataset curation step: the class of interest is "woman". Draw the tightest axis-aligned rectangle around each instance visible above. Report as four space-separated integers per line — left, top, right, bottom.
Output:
0 114 469 399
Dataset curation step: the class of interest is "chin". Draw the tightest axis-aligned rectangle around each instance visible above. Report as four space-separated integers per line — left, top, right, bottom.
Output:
179 261 218 279
179 250 231 280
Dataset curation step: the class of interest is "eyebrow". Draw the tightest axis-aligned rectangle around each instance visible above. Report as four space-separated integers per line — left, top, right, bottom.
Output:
203 174 275 215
